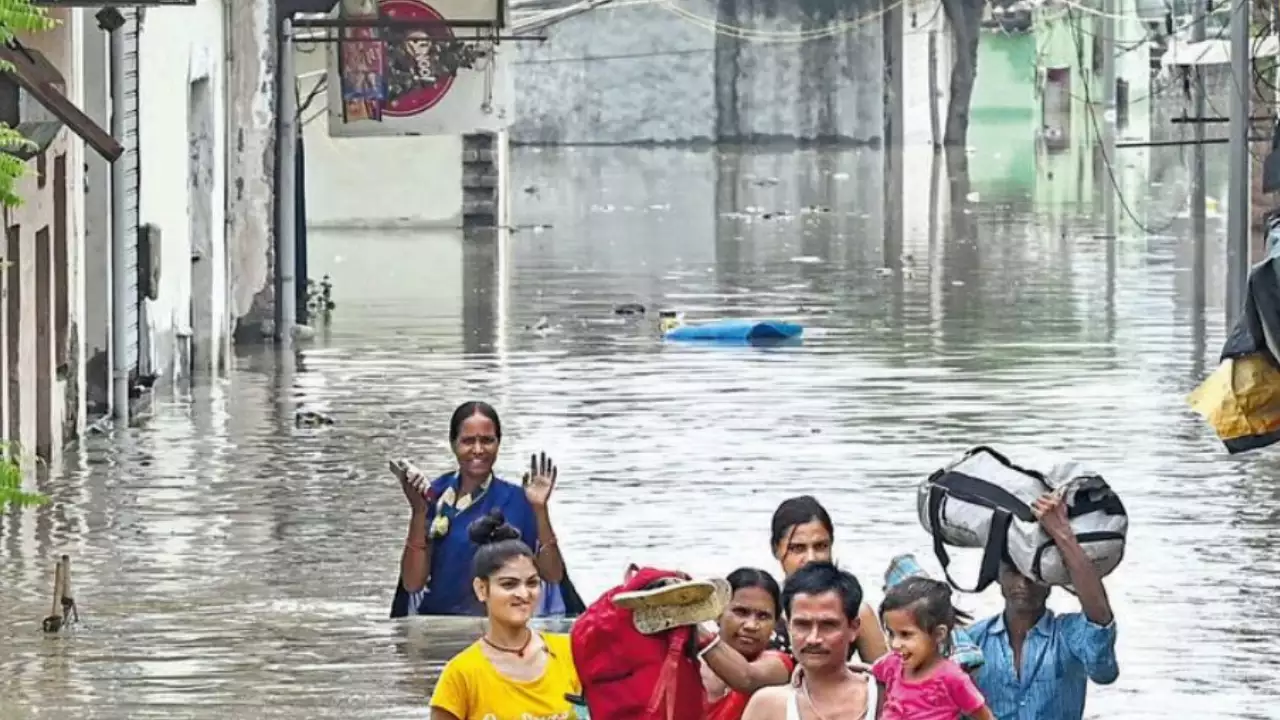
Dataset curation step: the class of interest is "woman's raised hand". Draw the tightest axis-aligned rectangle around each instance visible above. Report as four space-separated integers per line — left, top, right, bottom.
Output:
522 452 557 508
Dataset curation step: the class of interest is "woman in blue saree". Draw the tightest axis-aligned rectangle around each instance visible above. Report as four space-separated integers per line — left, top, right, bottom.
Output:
390 401 586 618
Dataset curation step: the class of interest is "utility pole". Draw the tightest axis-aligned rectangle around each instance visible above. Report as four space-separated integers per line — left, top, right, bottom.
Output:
1101 0 1117 239
102 9 129 425
1191 0 1207 322
1226 0 1251 327
276 18 298 345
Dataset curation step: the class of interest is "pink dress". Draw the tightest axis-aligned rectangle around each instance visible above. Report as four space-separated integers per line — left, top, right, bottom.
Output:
872 652 986 720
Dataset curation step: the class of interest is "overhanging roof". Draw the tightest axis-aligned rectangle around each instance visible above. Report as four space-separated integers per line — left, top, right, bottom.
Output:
0 41 122 161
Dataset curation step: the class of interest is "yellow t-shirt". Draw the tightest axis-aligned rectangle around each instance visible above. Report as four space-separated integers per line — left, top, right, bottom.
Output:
430 632 582 720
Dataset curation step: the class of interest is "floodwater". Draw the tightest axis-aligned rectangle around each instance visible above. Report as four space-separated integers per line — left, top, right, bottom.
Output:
2 138 1278 719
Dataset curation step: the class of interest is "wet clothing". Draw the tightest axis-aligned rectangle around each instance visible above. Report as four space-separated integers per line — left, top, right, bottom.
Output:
706 650 795 720
968 610 1118 720
430 632 581 720
872 653 984 720
389 471 584 617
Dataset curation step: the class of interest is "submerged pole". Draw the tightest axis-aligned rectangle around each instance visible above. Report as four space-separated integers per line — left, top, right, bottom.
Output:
1191 0 1207 243
1100 0 1117 239
276 18 297 344
1226 0 1251 327
104 11 128 424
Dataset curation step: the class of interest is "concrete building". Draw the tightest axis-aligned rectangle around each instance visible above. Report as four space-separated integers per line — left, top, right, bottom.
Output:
135 0 231 379
509 0 891 145
80 0 230 420
2 9 121 464
225 0 277 343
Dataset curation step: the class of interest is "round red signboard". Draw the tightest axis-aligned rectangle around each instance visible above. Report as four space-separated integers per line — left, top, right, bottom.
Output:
379 0 456 117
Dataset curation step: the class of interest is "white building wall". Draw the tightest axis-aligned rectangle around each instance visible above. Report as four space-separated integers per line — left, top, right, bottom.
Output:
5 8 88 466
81 17 110 415
136 0 228 381
68 10 86 443
901 0 951 148
301 115 464 229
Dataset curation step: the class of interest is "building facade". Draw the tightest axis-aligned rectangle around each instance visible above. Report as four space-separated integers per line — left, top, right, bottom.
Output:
80 1 231 422
3 7 114 465
0 0 235 471
134 0 231 378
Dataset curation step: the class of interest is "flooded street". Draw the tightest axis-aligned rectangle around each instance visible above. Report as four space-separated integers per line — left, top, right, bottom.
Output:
3 142 1278 719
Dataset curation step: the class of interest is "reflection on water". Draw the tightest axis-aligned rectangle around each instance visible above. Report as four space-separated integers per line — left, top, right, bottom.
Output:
1 142 1276 719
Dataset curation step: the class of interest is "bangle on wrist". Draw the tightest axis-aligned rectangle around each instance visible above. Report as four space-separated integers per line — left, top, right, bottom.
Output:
406 539 428 551
697 634 723 658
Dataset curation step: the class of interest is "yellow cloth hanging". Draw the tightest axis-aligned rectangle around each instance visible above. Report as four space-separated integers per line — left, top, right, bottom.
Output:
1188 353 1280 446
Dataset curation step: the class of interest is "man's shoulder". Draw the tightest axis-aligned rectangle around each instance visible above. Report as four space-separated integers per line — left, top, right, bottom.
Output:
747 684 791 707
968 614 1000 636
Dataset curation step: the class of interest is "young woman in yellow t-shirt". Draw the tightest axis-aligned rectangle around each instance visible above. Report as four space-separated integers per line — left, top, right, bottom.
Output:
430 509 582 720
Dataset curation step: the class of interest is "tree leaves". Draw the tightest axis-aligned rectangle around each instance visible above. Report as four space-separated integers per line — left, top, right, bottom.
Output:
0 0 57 207
0 442 47 509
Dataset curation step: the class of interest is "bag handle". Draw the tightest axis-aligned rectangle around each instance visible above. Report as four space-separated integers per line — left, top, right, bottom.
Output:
965 445 1048 482
927 485 1009 593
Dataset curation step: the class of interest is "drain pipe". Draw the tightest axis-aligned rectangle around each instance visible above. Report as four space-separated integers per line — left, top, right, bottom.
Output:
98 8 128 424
274 17 297 345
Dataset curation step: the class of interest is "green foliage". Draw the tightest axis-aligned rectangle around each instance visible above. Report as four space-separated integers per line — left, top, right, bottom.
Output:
0 441 45 509
0 0 56 208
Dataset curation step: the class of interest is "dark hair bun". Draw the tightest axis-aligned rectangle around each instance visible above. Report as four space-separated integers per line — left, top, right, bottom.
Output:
467 509 522 546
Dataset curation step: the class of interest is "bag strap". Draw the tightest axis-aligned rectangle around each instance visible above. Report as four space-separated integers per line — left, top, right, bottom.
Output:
967 445 1047 481
927 485 1010 593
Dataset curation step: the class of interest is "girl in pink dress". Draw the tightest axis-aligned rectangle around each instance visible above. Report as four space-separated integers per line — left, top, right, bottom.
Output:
872 578 994 720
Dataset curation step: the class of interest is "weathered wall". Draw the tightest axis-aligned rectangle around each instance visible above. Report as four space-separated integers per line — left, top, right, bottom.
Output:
81 16 108 416
4 8 88 465
226 0 276 341
137 0 229 381
510 0 887 145
899 0 950 147
300 115 463 229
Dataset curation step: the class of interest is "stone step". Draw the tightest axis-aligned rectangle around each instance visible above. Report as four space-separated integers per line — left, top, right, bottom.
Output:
463 198 496 215
462 169 498 188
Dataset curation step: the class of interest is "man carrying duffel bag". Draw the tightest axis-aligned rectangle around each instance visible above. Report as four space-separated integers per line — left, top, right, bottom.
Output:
919 446 1120 720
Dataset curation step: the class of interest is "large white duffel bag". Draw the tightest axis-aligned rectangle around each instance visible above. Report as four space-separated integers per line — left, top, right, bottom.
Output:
917 446 1128 590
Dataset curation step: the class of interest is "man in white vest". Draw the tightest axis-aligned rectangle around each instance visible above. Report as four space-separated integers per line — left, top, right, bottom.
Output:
742 562 876 720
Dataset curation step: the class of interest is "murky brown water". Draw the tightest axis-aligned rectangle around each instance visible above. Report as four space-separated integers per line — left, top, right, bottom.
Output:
3 142 1277 719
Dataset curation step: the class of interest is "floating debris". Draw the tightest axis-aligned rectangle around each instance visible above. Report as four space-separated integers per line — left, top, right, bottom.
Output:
525 316 552 335
613 303 646 316
295 409 335 427
42 555 78 633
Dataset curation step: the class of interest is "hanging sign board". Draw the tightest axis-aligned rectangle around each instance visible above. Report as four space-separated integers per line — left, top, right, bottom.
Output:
32 0 196 5
326 0 512 137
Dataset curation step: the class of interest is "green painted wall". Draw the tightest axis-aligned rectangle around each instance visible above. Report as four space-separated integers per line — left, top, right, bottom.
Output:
968 33 1038 199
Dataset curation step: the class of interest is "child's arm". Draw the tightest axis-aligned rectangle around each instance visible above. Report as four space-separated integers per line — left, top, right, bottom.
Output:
965 706 994 720
945 662 990 720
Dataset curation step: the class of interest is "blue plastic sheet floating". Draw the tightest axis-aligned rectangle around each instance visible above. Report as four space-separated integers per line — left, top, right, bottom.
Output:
663 319 804 345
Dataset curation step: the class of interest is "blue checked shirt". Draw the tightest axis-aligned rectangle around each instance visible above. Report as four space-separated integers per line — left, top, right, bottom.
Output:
968 610 1118 720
